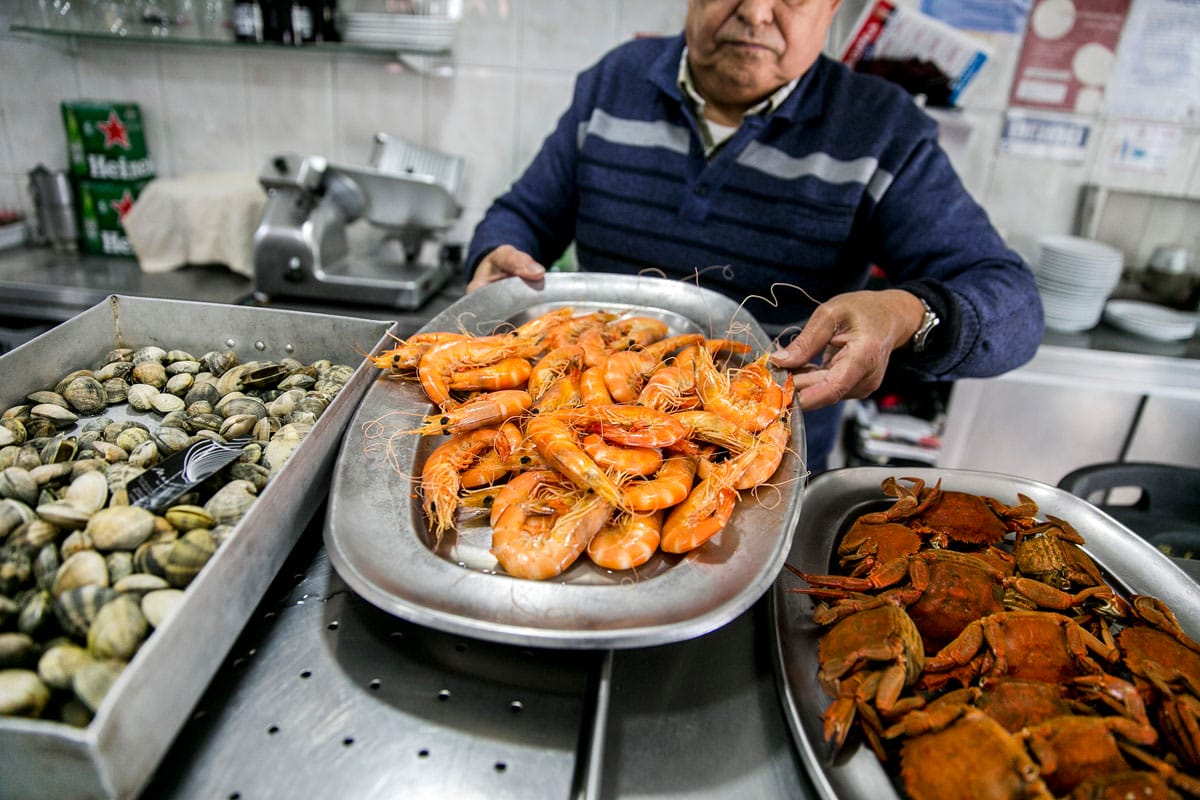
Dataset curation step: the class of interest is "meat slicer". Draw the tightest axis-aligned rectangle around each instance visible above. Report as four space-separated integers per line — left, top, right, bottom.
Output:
252 134 464 309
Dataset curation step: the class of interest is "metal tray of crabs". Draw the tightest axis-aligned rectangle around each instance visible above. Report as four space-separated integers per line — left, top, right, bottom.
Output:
324 272 807 650
771 466 1200 800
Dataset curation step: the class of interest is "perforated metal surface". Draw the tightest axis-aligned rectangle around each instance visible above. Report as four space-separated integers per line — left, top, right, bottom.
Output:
146 526 597 800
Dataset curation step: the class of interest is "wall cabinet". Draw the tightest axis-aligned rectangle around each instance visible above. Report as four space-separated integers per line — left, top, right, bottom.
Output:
937 343 1200 487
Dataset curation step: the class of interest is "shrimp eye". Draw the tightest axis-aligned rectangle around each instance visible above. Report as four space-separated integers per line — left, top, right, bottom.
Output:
482 496 493 507
439 416 450 425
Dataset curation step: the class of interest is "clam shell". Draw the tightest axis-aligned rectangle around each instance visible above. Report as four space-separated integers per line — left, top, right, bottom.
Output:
93 440 129 463
0 466 38 506
133 540 173 579
128 439 160 469
52 549 110 597
219 413 259 440
32 543 60 592
0 631 37 669
54 585 119 639
115 427 152 453
152 426 191 455
38 642 95 691
87 593 148 661
164 528 217 588
150 393 186 415
95 360 134 382
133 345 167 364
32 403 79 427
101 377 129 404
164 373 194 397
40 434 79 464
0 547 32 595
141 588 185 628
105 551 134 583
86 505 156 551
26 390 68 408
0 668 51 718
36 499 93 530
0 497 37 538
64 469 110 513
104 462 145 494
203 479 258 526
62 376 108 416
112 572 169 595
58 529 95 559
164 504 214 532
166 359 201 375
126 384 160 412
29 461 74 485
72 658 125 713
203 349 239 377
0 419 26 448
7 519 60 556
17 589 56 639
131 361 167 389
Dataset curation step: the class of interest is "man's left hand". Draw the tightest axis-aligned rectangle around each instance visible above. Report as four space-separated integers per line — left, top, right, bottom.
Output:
769 289 927 411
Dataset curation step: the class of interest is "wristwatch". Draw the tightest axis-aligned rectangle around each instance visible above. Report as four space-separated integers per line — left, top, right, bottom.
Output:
912 298 940 353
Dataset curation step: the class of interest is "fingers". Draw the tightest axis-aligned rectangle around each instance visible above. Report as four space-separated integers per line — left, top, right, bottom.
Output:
466 245 547 293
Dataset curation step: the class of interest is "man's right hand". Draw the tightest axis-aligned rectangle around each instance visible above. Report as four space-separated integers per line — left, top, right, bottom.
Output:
466 245 547 292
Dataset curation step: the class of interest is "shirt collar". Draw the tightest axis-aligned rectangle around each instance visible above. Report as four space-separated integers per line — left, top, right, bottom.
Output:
678 47 800 120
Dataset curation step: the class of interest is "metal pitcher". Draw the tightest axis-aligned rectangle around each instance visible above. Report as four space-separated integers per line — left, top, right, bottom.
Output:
28 164 79 252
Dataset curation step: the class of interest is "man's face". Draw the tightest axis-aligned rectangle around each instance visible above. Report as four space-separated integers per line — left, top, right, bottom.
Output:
685 0 842 109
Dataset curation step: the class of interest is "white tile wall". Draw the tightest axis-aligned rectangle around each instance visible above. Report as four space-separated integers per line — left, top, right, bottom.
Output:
1 0 1198 263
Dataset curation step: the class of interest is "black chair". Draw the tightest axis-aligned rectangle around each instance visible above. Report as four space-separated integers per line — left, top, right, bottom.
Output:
1057 462 1200 558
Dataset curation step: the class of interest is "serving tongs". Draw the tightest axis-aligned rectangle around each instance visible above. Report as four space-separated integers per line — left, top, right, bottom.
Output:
126 437 252 513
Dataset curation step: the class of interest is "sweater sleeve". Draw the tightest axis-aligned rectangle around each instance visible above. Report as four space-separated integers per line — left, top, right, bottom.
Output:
870 133 1044 380
463 71 595 278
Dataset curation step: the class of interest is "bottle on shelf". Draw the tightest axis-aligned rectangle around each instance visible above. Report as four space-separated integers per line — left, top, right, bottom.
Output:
232 0 264 41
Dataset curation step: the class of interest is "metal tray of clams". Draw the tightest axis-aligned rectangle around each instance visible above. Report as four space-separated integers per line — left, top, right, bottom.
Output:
770 466 1200 800
0 294 393 799
324 272 807 650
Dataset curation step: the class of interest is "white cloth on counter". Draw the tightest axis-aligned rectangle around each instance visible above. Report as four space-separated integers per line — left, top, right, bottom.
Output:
122 172 266 278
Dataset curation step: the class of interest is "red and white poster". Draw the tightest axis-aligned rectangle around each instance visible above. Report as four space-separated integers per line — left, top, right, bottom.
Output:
1009 0 1132 114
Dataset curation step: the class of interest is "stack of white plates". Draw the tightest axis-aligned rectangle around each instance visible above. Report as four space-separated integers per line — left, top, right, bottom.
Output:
343 12 458 51
1033 234 1124 332
1103 299 1198 342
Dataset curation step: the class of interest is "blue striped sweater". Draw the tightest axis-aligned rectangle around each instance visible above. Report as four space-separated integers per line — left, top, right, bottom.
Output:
466 34 1044 465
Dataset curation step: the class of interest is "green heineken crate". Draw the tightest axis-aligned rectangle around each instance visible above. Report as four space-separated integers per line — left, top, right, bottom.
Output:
76 179 150 256
61 100 156 181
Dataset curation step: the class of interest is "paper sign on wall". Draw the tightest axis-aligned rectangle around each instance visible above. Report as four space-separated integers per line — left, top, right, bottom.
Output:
1000 109 1091 161
1104 0 1200 124
1009 0 1132 114
1107 121 1183 172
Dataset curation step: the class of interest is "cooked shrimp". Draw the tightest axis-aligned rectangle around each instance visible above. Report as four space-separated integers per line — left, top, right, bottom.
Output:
580 365 614 406
603 316 669 350
660 464 738 553
581 433 663 477
528 345 585 400
587 510 663 570
674 409 758 453
603 334 705 402
637 365 701 412
694 346 792 432
446 356 532 392
491 493 613 580
459 448 511 489
406 389 532 435
730 418 790 490
577 327 612 368
542 311 616 350
420 428 500 544
525 414 625 508
371 331 464 374
488 468 572 527
622 454 697 512
513 306 577 340
418 335 539 409
563 403 687 448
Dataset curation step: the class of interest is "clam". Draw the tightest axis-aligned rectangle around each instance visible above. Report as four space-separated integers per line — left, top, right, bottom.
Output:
7 519 60 556
152 426 191 455
86 505 156 551
58 529 95 559
94 360 133 382
219 413 259 440
0 632 37 669
184 381 221 408
0 547 32 595
132 540 173 579
204 479 257 526
87 593 148 661
38 642 95 691
29 461 74 485
115 427 152 453
112 572 169 595
36 500 92 530
27 390 68 408
164 504 214 532
228 462 270 491
0 669 51 718
32 544 60 592
17 589 56 639
163 372 194 397
0 466 38 506
0 498 37 538
101 377 129 404
141 588 184 628
64 469 109 513
32 403 79 427
52 549 109 597
133 345 167 364
101 347 134 363
105 551 134 583
166 359 202 375
72 658 124 713
54 585 118 639
126 384 160 412
39 433 79 464
164 528 218 588
93 440 129 463
203 349 239 377
127 439 159 469
61 376 108 416
150 393 186 415
0 419 26 448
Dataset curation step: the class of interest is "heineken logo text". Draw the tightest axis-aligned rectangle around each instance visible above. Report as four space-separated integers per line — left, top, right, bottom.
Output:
86 154 156 181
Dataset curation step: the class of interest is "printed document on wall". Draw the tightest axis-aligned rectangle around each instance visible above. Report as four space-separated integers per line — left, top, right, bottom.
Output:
1104 0 1200 124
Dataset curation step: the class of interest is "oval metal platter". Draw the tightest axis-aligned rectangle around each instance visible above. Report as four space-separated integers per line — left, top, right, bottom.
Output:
770 466 1200 800
325 272 808 649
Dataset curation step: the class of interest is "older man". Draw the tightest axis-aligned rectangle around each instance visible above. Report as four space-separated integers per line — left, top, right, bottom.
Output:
465 0 1043 473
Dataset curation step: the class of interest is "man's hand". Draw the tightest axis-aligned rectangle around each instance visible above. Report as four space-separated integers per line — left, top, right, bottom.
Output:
466 245 547 292
769 289 927 411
